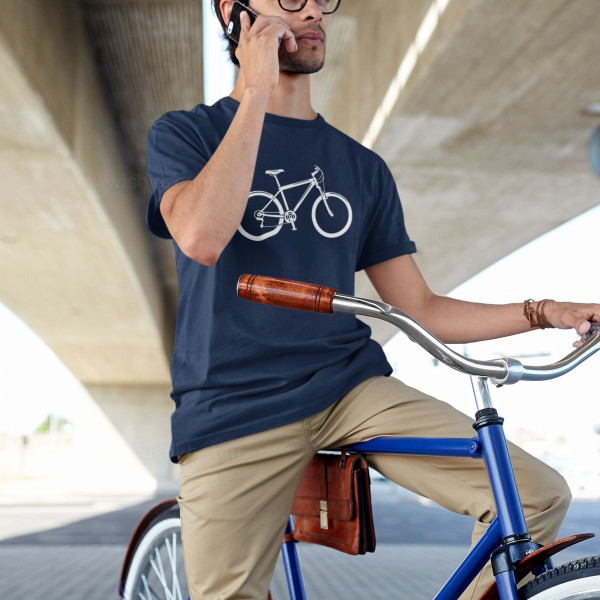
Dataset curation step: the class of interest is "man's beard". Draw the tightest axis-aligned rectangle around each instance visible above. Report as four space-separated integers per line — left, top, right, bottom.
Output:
278 44 326 74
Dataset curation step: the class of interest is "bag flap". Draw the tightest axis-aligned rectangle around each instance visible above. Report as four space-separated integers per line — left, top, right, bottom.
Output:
293 454 328 499
291 453 365 520
291 496 353 520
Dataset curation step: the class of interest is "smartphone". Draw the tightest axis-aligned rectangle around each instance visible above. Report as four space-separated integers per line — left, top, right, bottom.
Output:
226 0 259 45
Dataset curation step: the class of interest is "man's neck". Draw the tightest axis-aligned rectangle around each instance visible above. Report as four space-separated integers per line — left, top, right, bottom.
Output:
229 71 318 120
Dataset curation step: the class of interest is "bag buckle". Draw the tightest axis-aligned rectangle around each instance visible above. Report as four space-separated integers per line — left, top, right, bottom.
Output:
320 500 328 529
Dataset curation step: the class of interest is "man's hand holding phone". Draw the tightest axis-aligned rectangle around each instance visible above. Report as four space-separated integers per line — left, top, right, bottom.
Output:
234 9 298 97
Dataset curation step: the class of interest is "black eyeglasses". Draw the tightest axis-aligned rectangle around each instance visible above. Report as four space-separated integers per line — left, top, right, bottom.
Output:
277 0 341 14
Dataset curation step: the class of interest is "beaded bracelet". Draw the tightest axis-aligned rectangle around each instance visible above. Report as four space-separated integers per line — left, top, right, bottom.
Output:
523 299 554 329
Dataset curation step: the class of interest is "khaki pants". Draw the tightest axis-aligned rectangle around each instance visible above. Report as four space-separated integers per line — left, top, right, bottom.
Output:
177 375 571 600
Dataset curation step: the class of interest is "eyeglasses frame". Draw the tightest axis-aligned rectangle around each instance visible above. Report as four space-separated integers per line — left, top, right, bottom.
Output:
235 0 341 15
277 0 341 14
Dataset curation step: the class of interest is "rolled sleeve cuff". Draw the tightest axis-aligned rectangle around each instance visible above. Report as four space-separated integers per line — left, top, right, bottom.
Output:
146 173 198 239
355 241 417 272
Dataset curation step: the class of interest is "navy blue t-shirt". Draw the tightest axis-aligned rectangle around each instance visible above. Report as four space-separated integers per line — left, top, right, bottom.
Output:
146 96 417 463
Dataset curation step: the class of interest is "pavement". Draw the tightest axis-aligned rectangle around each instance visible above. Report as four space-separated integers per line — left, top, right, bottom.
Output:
0 480 598 600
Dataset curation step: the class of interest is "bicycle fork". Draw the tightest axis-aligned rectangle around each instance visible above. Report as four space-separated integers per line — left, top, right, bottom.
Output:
435 377 544 600
470 377 546 600
315 184 334 217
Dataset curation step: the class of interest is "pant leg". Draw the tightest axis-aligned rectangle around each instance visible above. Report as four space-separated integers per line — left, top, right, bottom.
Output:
308 375 571 600
177 418 315 600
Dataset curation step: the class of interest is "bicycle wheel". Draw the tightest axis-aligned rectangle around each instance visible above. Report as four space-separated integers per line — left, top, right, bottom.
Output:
122 505 188 600
519 555 600 599
238 191 284 241
311 192 352 238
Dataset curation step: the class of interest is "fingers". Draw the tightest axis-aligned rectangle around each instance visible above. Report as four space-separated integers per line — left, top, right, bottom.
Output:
286 38 297 52
550 302 600 333
549 302 600 346
249 15 283 35
237 10 251 47
572 329 589 348
261 21 298 51
239 10 251 34
246 12 269 35
576 320 591 336
242 15 297 52
571 319 600 347
281 27 298 52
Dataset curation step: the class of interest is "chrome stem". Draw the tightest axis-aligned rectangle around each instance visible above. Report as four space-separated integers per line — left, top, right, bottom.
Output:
471 376 494 411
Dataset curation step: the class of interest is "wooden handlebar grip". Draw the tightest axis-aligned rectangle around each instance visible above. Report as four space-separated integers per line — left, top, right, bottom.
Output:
237 274 337 313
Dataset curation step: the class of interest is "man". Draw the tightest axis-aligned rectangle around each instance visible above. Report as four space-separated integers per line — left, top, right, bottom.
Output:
145 1 599 598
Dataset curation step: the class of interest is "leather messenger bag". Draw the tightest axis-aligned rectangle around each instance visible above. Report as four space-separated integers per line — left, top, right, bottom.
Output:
290 449 376 555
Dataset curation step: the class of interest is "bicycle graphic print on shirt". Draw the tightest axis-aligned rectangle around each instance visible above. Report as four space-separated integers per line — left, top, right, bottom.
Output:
237 165 353 241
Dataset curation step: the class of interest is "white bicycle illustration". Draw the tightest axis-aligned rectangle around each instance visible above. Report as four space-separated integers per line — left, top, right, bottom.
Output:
237 165 353 241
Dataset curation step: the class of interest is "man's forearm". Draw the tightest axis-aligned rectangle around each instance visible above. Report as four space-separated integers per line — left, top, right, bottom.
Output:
170 88 270 264
419 295 537 344
366 256 597 346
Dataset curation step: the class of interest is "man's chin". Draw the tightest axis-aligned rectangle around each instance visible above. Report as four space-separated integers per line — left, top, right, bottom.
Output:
281 60 325 75
279 48 326 74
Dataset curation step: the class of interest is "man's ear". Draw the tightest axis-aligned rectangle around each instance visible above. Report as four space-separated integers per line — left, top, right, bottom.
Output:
219 0 235 24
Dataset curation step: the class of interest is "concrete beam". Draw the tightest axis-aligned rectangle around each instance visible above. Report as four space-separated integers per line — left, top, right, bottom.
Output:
0 1 170 384
377 0 600 297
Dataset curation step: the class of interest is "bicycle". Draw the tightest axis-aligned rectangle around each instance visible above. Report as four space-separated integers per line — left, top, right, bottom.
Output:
237 166 353 241
118 274 600 600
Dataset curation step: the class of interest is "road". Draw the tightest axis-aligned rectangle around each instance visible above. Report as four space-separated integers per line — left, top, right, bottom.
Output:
0 481 598 599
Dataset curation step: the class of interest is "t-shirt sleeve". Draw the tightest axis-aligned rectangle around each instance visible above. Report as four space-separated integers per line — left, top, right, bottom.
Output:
145 113 209 239
355 159 417 271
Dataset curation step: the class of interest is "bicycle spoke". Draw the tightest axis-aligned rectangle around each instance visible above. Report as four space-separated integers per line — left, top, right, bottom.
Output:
149 542 177 600
165 533 184 600
140 573 162 600
124 516 188 600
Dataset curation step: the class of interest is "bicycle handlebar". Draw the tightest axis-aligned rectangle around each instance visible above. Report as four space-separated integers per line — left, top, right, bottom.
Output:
237 274 600 386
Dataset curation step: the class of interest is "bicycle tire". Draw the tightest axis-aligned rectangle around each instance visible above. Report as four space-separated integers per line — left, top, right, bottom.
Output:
122 505 276 600
311 192 352 238
519 555 600 599
122 505 189 600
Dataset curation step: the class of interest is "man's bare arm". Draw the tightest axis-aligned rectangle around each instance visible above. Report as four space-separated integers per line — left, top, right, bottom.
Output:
160 88 271 265
159 9 297 265
365 254 599 344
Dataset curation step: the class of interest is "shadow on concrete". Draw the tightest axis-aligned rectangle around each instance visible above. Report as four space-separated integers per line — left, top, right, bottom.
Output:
0 493 176 546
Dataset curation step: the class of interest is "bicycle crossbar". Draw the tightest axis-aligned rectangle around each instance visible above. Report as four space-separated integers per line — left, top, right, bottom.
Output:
345 436 482 458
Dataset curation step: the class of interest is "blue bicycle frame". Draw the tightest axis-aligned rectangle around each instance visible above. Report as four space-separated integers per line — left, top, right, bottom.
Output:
232 278 600 600
279 377 534 600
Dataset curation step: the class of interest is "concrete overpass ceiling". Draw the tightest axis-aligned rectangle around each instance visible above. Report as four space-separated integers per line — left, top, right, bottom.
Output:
80 0 205 316
0 1 173 384
374 0 600 297
81 0 204 184
2 0 599 379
